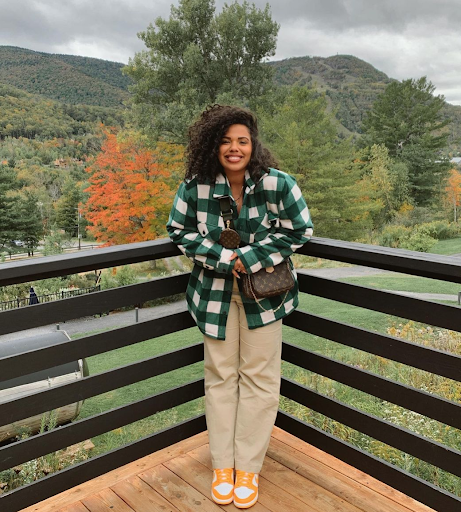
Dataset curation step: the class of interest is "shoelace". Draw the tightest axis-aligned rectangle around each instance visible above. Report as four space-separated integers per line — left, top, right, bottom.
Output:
216 468 233 483
236 471 253 487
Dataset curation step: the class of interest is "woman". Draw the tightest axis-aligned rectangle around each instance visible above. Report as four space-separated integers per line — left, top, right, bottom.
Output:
167 105 313 509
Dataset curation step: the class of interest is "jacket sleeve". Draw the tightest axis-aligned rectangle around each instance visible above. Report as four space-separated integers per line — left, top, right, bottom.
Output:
235 173 313 274
166 181 236 274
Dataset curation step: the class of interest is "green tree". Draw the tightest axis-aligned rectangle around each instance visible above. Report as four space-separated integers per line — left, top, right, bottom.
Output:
16 191 42 256
55 180 83 237
0 166 21 250
124 0 279 141
357 144 411 227
43 229 71 256
260 86 378 241
362 77 450 206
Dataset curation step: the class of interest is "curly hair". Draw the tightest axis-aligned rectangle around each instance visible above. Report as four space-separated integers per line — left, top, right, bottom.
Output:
185 105 277 183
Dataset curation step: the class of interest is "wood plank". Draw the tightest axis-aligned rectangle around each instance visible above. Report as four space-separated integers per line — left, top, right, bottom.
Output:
18 431 208 512
188 443 314 512
139 463 220 511
59 504 89 512
81 488 135 512
165 453 272 512
267 434 422 512
271 427 436 512
261 455 361 512
111 475 178 512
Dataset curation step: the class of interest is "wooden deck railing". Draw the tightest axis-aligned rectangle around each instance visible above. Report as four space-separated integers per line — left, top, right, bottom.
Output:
0 238 460 512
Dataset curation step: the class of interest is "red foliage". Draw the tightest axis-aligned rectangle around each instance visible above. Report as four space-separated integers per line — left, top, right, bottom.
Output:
85 131 183 245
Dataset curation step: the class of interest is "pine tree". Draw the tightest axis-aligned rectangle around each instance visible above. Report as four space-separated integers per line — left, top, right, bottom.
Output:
0 166 21 250
16 191 43 256
362 77 450 206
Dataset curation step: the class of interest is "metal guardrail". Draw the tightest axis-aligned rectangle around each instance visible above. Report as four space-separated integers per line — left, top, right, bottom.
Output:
0 237 459 512
0 286 101 312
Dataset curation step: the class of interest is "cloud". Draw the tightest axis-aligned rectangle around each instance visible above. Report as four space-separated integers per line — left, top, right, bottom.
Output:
267 1 461 104
0 0 172 62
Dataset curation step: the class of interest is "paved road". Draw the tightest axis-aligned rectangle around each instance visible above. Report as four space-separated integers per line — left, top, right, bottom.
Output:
0 264 459 344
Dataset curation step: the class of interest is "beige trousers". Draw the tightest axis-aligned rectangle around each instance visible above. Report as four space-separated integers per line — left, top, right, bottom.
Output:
204 278 282 473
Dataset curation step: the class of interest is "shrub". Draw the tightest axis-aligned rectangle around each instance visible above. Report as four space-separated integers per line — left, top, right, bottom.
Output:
400 231 437 252
419 220 458 240
378 224 411 248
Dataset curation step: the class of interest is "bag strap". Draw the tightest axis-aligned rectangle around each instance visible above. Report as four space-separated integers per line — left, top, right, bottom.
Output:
218 195 235 229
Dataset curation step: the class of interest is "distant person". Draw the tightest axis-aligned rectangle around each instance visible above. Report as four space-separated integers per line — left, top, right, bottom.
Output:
29 287 39 305
167 105 313 508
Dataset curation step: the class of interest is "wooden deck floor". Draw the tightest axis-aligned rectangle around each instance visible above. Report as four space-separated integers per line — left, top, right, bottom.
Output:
20 427 436 512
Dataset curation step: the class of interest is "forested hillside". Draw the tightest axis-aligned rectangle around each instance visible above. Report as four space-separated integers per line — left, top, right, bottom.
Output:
0 46 130 107
2 45 461 153
0 83 126 140
270 54 461 151
270 55 393 134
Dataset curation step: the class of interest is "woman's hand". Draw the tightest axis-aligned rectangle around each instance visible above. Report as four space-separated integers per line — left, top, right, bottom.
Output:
230 253 247 278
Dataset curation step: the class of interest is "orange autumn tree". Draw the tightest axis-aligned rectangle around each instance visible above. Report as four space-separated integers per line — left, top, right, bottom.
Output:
445 168 461 222
85 131 183 245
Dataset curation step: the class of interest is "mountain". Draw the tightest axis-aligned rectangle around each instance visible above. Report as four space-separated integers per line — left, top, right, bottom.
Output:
1 46 460 154
0 46 130 108
269 54 393 134
269 54 461 153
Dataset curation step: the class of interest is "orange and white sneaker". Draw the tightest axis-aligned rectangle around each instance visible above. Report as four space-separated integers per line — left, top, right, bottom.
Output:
211 468 234 505
234 470 259 509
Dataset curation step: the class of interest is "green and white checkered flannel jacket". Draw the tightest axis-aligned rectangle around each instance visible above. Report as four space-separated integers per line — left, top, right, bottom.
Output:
166 168 313 340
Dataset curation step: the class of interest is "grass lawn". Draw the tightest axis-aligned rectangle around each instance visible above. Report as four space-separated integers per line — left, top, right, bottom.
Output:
429 237 461 255
338 274 461 295
78 327 204 455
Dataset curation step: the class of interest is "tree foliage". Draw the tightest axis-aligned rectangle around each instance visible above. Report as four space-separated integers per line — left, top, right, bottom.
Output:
362 77 450 206
16 190 43 255
356 144 410 226
260 86 378 240
85 131 182 245
124 0 279 141
445 168 461 222
0 166 42 254
0 84 125 140
55 180 84 237
0 166 20 249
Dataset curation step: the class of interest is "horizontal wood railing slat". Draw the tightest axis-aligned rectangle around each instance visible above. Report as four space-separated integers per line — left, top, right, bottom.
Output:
2 237 461 288
0 307 195 383
276 411 461 512
281 378 461 478
297 273 461 332
0 273 190 336
0 239 182 287
282 342 461 429
299 237 461 283
0 414 207 512
0 379 205 472
0 343 204 425
284 310 461 382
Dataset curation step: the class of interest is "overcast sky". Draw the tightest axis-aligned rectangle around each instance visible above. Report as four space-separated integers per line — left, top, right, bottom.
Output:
1 0 461 104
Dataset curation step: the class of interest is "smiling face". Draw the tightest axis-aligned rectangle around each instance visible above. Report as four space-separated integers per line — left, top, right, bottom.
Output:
218 124 252 178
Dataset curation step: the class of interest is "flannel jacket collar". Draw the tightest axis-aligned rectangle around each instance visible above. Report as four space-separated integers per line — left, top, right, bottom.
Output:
212 170 265 198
